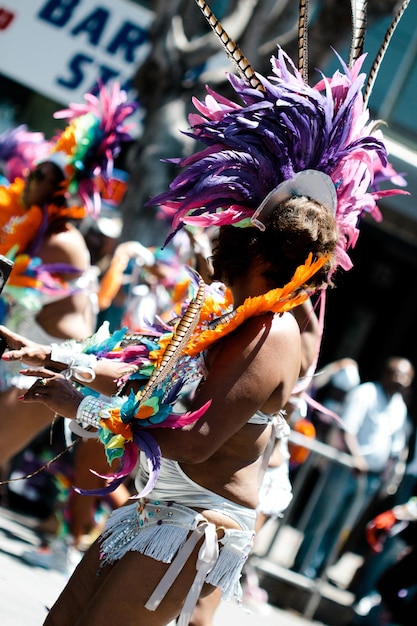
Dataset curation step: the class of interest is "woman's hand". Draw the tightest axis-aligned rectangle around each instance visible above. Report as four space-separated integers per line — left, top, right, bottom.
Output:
18 368 84 419
0 325 52 367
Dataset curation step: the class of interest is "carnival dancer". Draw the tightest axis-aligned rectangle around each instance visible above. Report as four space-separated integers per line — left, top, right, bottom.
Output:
0 83 135 463
0 158 96 463
0 0 410 624
0 188 339 626
0 86 136 564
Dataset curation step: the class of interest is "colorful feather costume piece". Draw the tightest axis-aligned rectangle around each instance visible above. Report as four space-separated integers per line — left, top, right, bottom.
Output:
0 178 85 256
3 254 88 315
53 83 137 214
0 124 52 182
70 253 327 497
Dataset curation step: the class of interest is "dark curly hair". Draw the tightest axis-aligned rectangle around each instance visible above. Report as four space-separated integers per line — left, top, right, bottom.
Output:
47 161 68 208
210 196 339 292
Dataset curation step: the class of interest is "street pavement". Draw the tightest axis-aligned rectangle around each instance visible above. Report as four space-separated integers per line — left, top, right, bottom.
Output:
0 505 324 625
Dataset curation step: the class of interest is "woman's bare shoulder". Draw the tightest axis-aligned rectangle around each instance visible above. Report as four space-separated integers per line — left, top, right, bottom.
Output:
40 224 90 268
237 310 300 349
206 311 300 402
207 311 299 365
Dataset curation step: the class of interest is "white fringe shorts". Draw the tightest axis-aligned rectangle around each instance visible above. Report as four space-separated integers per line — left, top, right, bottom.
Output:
99 498 255 625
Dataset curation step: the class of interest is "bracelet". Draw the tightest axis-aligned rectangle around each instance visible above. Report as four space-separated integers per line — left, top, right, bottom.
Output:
69 421 99 440
75 395 111 428
62 364 96 384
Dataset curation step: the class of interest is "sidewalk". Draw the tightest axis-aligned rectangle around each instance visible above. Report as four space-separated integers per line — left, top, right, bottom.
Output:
0 505 323 625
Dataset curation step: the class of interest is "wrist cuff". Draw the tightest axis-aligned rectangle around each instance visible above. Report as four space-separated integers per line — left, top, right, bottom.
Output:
51 343 97 369
75 395 111 429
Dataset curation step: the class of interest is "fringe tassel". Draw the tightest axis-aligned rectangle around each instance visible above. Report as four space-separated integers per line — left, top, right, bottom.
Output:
101 518 189 565
206 546 248 600
101 505 190 564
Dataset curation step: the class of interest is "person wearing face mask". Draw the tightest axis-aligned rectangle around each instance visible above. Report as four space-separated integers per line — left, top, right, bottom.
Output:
293 357 415 581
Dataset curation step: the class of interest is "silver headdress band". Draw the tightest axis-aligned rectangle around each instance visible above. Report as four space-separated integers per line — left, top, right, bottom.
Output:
251 170 337 232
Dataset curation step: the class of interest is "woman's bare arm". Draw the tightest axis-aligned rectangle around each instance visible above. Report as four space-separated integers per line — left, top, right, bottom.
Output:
0 325 136 396
12 312 301 463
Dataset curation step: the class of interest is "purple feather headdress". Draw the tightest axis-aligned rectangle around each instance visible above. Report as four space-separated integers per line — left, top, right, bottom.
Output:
0 125 52 182
150 47 406 271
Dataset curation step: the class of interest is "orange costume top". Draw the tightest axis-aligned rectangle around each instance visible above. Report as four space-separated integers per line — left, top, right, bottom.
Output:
0 178 86 258
0 178 43 256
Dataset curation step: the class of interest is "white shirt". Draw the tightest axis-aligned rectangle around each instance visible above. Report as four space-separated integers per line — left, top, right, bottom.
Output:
341 381 408 473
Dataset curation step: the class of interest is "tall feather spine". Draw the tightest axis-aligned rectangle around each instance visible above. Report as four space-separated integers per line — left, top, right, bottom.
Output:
298 0 310 84
193 0 265 92
349 0 368 68
138 277 206 403
364 0 410 105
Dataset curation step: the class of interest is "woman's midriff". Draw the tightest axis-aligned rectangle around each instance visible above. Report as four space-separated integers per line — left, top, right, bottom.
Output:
180 423 273 512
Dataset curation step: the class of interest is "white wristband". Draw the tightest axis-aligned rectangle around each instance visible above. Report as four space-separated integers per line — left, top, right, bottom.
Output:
62 365 96 384
50 343 98 369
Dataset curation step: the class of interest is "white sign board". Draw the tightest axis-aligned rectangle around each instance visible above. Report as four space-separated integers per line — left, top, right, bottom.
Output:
0 0 153 106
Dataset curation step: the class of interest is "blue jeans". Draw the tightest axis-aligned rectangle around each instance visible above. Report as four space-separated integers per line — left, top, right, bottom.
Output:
292 461 382 578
